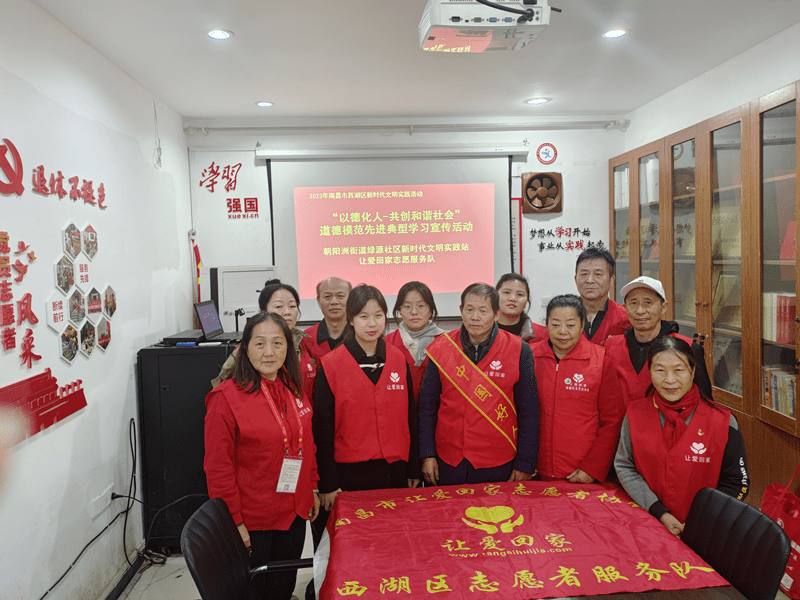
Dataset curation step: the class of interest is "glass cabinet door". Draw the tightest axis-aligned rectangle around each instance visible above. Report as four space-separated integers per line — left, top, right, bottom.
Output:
761 99 797 419
613 163 630 299
639 152 660 280
671 140 697 340
710 122 743 398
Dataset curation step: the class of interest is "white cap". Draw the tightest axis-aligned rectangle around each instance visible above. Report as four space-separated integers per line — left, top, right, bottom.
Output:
620 276 666 301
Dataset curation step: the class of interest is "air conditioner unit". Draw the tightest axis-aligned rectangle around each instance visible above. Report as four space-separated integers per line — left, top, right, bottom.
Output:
419 0 551 53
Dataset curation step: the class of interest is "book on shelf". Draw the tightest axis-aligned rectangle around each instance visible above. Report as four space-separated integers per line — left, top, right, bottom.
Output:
762 292 796 344
781 221 796 260
762 366 796 418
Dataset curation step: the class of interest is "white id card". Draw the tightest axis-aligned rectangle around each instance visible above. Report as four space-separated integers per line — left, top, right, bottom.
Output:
276 457 303 493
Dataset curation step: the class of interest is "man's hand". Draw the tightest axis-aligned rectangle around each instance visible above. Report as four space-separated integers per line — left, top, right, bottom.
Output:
422 457 439 485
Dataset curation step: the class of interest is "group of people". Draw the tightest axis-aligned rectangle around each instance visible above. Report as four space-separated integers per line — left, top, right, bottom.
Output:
202 247 750 600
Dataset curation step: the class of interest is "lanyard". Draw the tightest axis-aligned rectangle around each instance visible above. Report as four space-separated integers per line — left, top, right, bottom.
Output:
260 379 303 457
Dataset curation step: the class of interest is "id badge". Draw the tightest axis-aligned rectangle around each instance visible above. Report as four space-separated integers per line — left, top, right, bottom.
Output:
276 456 303 493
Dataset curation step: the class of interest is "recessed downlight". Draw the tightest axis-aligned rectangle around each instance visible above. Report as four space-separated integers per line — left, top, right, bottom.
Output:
603 29 626 39
208 29 233 41
256 101 274 108
525 98 549 106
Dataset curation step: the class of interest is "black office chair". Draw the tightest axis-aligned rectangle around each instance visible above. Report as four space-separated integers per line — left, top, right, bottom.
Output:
180 497 314 600
682 487 791 600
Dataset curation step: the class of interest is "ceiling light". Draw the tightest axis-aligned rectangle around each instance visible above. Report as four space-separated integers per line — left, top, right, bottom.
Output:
256 101 273 108
207 29 233 41
603 29 626 39
525 98 549 106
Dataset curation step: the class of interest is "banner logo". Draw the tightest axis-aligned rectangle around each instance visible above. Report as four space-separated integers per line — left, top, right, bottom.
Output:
462 506 524 534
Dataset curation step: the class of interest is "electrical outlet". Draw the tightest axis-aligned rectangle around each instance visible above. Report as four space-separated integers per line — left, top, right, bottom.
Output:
89 484 113 518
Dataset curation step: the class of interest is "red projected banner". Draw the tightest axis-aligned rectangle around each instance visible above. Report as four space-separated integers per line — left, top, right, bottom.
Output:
321 481 727 599
293 184 494 298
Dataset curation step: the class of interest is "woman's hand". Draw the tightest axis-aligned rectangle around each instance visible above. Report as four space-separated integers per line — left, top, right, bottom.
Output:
319 488 342 511
508 469 534 481
309 492 321 522
659 513 685 537
237 523 251 553
408 479 420 488
566 469 594 484
422 458 439 485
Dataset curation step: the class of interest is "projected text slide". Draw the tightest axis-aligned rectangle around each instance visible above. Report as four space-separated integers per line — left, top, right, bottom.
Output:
294 183 494 298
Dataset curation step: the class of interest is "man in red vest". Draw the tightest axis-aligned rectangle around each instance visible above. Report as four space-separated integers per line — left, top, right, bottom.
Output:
605 276 712 409
419 283 539 485
574 247 630 345
301 277 352 364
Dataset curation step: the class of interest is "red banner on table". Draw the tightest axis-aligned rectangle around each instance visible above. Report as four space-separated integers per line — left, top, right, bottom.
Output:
321 481 727 599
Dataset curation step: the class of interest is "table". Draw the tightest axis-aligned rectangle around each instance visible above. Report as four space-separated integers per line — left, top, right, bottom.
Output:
314 481 741 600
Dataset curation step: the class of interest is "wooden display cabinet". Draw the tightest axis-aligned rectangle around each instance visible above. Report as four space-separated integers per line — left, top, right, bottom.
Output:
609 81 800 504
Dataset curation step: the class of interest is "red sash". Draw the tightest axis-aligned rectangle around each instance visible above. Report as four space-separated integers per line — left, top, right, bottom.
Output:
426 332 518 454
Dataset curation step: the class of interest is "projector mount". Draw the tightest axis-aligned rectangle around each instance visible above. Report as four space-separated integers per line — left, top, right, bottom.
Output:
474 0 561 23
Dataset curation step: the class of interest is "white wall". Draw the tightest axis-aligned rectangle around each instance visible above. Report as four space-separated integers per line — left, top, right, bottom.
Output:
0 2 193 599
624 21 800 151
184 120 625 326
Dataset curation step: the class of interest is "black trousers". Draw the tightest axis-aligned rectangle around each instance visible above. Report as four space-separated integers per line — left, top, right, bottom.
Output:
247 515 306 600
437 457 514 486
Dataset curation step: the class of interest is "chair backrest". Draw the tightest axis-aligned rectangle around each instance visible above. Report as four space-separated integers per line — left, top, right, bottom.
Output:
180 497 251 600
682 487 791 600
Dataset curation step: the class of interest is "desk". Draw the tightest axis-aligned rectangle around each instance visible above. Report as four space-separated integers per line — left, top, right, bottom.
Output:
316 481 738 600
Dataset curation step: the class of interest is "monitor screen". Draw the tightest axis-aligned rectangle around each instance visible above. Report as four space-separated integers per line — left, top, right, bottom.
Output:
194 300 224 339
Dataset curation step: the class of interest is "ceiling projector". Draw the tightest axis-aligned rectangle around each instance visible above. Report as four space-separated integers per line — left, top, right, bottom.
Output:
419 0 551 53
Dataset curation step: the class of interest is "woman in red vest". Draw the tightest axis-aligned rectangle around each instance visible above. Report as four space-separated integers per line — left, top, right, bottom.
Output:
313 285 420 513
615 336 749 536
532 294 624 483
495 272 548 343
385 281 445 402
204 312 319 600
212 280 316 401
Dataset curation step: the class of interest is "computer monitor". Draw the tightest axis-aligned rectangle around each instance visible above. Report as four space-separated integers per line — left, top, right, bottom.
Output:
194 300 224 340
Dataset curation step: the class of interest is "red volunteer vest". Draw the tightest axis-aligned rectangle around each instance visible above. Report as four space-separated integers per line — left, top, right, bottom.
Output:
301 322 337 365
427 329 521 469
204 378 317 530
604 332 694 409
530 322 548 343
588 299 631 346
532 336 608 479
627 395 730 522
322 344 410 464
384 328 432 402
299 350 316 406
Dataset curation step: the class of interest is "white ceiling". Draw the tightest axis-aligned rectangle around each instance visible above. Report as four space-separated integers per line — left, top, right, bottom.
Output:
30 0 800 120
